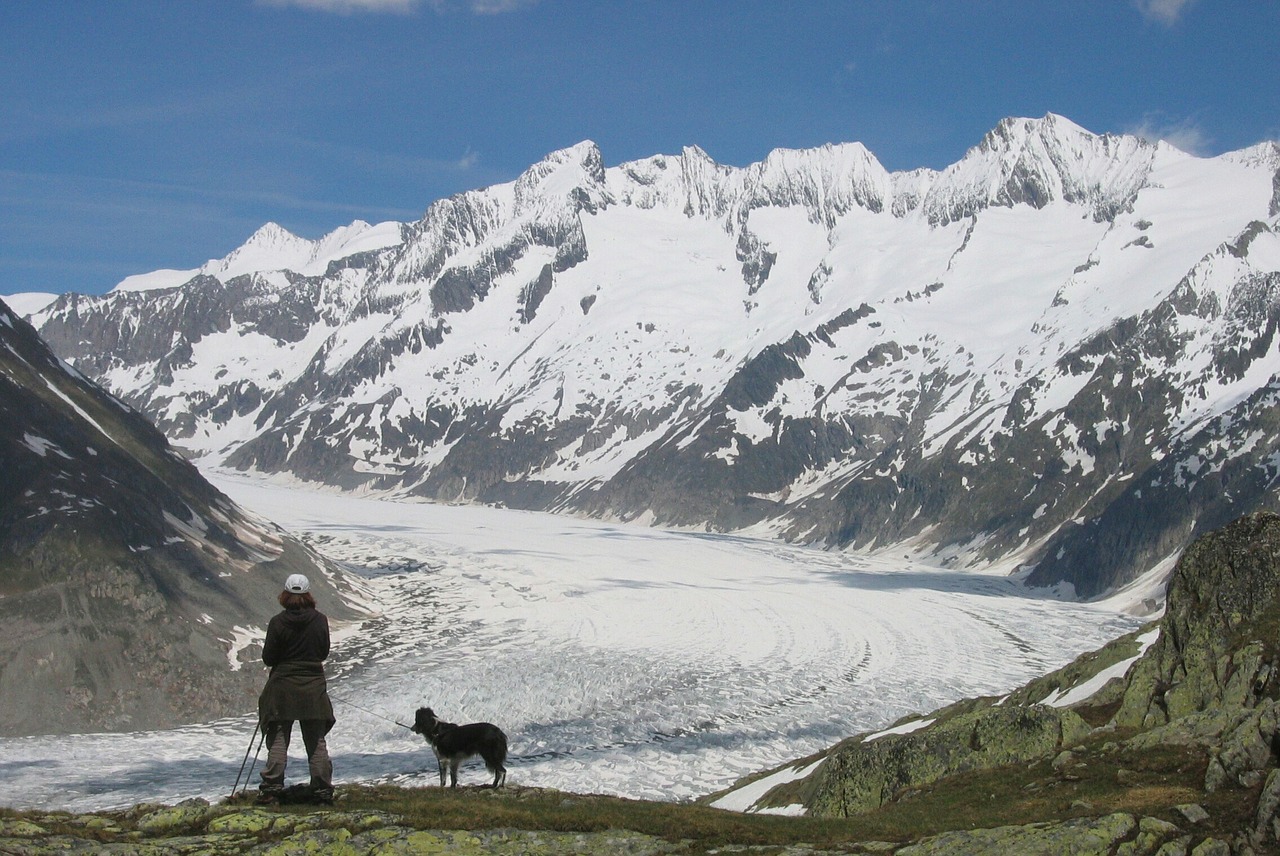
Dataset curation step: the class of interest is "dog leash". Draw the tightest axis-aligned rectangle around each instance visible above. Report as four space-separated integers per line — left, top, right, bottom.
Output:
329 694 415 730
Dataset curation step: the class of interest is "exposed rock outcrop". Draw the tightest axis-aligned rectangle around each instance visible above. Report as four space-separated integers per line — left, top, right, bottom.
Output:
807 704 1092 816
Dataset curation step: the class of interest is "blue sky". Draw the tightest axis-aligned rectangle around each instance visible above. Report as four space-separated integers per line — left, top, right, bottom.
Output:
2 0 1276 296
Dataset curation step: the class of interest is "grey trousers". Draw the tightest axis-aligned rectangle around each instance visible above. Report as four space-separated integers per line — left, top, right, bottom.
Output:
259 719 332 791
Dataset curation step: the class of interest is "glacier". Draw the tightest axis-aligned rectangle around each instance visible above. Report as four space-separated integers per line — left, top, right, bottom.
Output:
0 471 1143 812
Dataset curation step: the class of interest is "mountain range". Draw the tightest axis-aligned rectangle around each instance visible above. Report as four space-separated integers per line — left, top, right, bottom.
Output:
23 113 1280 599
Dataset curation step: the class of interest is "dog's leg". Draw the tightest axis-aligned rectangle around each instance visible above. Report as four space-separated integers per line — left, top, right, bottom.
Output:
434 751 447 788
482 751 507 788
449 759 461 788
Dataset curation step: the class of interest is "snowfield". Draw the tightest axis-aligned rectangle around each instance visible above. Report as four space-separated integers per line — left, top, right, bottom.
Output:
0 472 1144 813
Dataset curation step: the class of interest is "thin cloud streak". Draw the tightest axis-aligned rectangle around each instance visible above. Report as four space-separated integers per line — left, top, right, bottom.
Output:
1125 114 1212 156
259 0 418 13
265 133 490 185
259 0 537 14
0 168 424 225
1133 0 1198 25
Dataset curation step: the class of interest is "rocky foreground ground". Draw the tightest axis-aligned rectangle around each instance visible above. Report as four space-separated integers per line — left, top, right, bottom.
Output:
0 795 688 856
0 787 1243 855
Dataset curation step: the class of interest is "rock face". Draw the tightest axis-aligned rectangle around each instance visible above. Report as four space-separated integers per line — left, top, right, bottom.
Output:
718 512 1280 853
1115 511 1280 730
0 299 365 736
807 704 1092 817
25 115 1280 597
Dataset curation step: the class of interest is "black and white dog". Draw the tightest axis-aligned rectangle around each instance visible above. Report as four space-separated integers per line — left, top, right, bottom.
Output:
411 706 508 788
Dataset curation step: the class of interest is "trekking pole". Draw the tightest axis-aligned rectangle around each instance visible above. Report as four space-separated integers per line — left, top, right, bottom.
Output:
243 726 267 795
231 723 265 797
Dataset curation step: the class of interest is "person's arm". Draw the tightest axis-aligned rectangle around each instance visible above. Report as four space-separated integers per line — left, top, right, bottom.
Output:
316 613 330 661
262 615 281 667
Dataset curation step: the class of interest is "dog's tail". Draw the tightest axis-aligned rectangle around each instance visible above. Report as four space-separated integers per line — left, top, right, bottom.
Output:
488 729 508 766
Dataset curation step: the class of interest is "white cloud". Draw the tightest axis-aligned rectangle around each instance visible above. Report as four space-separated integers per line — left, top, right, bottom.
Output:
1126 115 1212 156
1133 0 1197 25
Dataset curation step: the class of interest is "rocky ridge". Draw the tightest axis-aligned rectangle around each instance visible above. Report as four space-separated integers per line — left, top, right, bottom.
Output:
0 298 368 736
0 800 690 856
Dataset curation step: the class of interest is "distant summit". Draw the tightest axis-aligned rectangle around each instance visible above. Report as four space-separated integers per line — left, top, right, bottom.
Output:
113 219 405 292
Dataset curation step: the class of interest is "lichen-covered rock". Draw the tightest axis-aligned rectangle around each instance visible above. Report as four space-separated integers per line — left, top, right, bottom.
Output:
1116 513 1280 731
1251 768 1280 844
1153 837 1192 856
206 807 294 835
252 825 356 855
1174 804 1209 825
896 812 1140 855
1188 838 1230 855
1118 816 1182 856
806 704 1090 817
0 818 49 837
1122 698 1280 791
135 801 218 833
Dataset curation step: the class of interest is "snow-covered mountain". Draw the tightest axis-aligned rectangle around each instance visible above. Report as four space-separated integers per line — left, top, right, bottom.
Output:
27 114 1280 597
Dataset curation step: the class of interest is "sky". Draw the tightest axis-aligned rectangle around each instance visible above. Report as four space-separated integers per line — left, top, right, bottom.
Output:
1 0 1277 297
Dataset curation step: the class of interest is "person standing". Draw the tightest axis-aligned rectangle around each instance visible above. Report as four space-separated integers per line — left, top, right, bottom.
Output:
257 573 335 805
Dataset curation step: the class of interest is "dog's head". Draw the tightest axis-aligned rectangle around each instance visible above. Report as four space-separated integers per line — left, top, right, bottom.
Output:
411 706 439 736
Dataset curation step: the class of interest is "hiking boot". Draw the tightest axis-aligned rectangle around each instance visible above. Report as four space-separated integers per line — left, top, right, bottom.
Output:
255 789 282 806
309 786 334 806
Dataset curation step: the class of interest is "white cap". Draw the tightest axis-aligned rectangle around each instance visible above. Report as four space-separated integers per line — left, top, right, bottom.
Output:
284 573 311 594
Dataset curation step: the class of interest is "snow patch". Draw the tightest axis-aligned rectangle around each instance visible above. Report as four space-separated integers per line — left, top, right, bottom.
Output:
710 757 825 814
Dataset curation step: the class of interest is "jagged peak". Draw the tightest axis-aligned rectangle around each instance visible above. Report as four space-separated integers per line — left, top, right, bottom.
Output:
911 113 1159 224
185 218 408 285
604 145 738 219
744 141 891 220
241 221 306 249
512 140 606 212
680 144 715 163
1220 140 1280 169
978 112 1090 150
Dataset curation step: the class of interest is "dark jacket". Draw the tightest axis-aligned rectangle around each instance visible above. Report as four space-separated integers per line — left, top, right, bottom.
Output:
263 606 330 667
257 606 335 729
